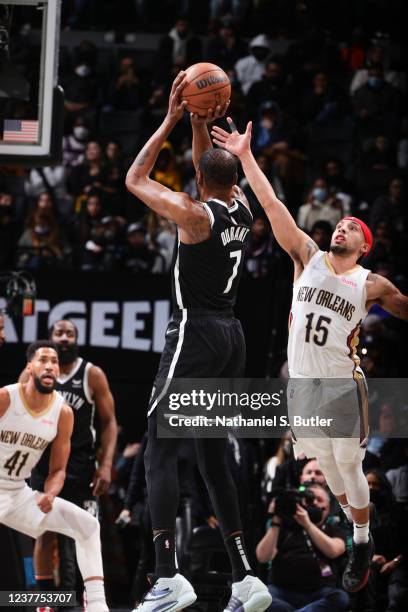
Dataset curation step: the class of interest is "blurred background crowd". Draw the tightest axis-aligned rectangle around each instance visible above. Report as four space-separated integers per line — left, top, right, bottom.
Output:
0 0 407 610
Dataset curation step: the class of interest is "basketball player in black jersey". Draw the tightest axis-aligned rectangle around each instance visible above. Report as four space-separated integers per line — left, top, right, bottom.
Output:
125 72 271 612
21 319 117 607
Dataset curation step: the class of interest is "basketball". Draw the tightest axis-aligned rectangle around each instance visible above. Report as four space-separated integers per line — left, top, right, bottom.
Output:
182 62 231 116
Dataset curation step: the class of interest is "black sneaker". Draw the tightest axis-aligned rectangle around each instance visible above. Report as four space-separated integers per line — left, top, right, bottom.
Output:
342 534 375 592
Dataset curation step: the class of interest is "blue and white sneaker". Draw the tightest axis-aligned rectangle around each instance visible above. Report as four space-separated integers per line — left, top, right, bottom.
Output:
134 573 197 611
223 575 272 611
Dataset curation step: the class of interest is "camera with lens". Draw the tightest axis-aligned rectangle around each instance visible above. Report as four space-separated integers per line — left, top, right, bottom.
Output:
270 485 323 525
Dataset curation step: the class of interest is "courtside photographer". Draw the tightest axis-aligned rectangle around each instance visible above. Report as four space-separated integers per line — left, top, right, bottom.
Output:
256 483 349 612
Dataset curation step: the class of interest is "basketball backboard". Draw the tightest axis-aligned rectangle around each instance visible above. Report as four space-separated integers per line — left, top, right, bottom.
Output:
0 0 63 166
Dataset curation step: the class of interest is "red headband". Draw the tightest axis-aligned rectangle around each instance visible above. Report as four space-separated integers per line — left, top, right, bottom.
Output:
342 216 373 254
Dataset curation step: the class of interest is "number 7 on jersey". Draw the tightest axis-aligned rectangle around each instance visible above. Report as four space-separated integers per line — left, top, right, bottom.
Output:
224 250 242 294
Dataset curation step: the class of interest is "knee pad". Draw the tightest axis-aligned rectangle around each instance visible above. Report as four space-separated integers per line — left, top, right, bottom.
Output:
316 456 345 497
337 461 369 509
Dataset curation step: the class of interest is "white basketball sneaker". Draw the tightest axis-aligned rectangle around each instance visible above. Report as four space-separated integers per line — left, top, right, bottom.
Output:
223 575 272 611
134 573 197 611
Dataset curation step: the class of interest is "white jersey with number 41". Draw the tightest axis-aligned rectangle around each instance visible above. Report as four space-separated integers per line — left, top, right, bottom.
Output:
288 250 370 378
0 384 64 488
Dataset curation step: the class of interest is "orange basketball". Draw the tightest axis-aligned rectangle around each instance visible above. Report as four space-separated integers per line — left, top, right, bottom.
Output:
182 62 231 116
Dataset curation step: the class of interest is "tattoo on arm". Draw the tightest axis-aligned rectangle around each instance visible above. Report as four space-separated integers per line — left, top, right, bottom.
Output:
306 239 318 260
367 272 379 284
136 147 150 167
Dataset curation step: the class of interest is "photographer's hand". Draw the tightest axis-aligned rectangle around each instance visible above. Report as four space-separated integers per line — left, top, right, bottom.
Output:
294 503 312 528
296 504 346 560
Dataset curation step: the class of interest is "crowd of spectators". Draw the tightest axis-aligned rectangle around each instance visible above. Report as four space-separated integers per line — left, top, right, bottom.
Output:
1 2 407 610
2 2 407 363
109 431 408 610
1 4 407 279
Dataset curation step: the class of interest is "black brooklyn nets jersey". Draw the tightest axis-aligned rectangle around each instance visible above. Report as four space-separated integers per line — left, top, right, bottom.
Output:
32 358 96 480
171 197 252 310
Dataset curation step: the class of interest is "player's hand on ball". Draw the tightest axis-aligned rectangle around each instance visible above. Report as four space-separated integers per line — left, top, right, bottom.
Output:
211 117 252 157
167 71 188 122
190 100 230 125
36 493 55 513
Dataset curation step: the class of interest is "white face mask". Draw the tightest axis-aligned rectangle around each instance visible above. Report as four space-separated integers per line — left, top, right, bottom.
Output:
73 126 89 141
75 64 91 77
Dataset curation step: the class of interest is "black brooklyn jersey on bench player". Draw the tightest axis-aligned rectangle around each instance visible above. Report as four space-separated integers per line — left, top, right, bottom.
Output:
31 358 96 499
148 197 252 416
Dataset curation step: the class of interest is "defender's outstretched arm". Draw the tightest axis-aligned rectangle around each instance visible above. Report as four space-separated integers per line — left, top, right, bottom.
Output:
212 118 318 268
366 273 408 320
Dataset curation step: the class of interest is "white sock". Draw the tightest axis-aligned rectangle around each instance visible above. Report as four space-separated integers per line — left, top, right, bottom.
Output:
340 503 353 523
353 521 369 544
84 579 108 612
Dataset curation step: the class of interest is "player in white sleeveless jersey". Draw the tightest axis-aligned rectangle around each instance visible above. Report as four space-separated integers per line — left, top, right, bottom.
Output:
0 340 109 612
212 119 408 594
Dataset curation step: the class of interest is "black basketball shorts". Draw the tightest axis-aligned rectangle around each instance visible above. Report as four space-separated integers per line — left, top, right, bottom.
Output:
148 308 246 417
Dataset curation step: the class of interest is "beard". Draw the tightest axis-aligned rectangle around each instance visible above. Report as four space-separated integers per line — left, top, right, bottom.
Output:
34 375 56 394
330 244 349 256
57 343 79 365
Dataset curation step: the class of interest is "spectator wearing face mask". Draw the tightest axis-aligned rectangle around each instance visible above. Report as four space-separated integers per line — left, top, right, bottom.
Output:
17 210 69 269
352 63 402 139
235 34 271 95
257 483 349 612
350 46 407 95
297 178 343 232
63 116 90 167
62 60 101 115
252 102 290 157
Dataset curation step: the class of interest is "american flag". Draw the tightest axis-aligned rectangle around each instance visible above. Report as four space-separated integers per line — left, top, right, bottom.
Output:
2 119 39 143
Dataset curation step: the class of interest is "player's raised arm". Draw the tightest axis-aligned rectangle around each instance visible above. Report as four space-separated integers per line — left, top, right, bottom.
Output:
125 72 206 234
190 102 230 171
211 118 319 268
366 273 408 320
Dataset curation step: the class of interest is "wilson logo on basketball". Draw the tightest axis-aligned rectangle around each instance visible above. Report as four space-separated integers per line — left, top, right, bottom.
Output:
196 75 227 89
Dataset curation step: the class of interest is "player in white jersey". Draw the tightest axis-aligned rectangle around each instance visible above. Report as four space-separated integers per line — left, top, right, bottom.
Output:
0 340 109 612
212 119 408 593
